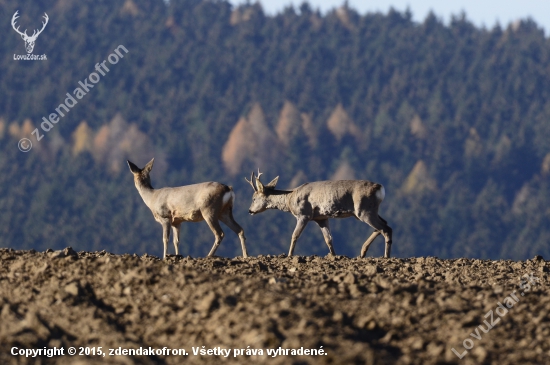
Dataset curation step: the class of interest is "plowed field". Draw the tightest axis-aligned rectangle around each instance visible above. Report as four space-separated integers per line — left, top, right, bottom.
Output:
1 248 549 364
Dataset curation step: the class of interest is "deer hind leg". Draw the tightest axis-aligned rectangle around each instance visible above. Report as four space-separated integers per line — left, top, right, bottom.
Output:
172 224 181 256
360 231 380 258
203 214 225 257
160 219 171 260
289 216 309 256
314 219 335 255
219 209 248 258
358 213 392 258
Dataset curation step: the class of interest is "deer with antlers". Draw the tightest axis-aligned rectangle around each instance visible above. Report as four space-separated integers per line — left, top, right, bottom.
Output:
128 159 248 259
11 11 49 54
245 170 393 258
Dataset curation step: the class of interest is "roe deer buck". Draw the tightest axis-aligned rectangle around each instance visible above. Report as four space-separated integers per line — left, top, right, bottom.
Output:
245 170 392 258
127 159 248 259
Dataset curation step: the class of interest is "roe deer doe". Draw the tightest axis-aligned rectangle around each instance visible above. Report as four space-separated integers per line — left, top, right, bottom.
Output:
245 170 392 257
127 159 248 259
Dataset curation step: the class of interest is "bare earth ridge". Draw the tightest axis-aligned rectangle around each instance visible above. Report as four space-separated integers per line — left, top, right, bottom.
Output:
0 248 549 364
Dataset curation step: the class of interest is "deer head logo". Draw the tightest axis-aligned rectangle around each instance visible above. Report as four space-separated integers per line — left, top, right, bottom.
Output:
11 11 49 54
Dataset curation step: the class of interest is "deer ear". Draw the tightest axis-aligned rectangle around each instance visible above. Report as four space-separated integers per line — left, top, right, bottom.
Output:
266 176 279 189
127 160 141 174
256 178 265 194
143 158 154 174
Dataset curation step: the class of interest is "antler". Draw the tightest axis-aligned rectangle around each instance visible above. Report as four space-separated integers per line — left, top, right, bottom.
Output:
11 11 28 37
254 168 267 193
11 11 48 40
31 13 49 39
244 172 257 192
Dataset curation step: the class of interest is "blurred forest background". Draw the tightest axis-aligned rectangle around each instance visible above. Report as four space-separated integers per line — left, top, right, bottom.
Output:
1 0 550 260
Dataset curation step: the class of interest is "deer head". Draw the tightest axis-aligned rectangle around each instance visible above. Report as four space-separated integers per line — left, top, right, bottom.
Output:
127 158 155 189
12 11 49 54
245 169 279 214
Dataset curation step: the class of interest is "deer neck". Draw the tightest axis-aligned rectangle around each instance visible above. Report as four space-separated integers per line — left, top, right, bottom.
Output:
266 190 292 212
134 177 155 207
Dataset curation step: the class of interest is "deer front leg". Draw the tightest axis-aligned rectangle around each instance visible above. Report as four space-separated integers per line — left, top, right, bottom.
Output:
288 216 309 256
160 219 171 260
172 224 181 256
314 219 335 255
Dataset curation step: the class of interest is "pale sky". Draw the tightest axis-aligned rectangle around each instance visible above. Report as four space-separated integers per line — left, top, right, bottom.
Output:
231 0 550 34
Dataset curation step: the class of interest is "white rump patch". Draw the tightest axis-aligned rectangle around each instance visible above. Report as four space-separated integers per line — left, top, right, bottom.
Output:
223 190 234 206
375 186 385 202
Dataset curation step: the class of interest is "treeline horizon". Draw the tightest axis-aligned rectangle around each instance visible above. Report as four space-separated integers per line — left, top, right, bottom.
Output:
1 0 550 260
